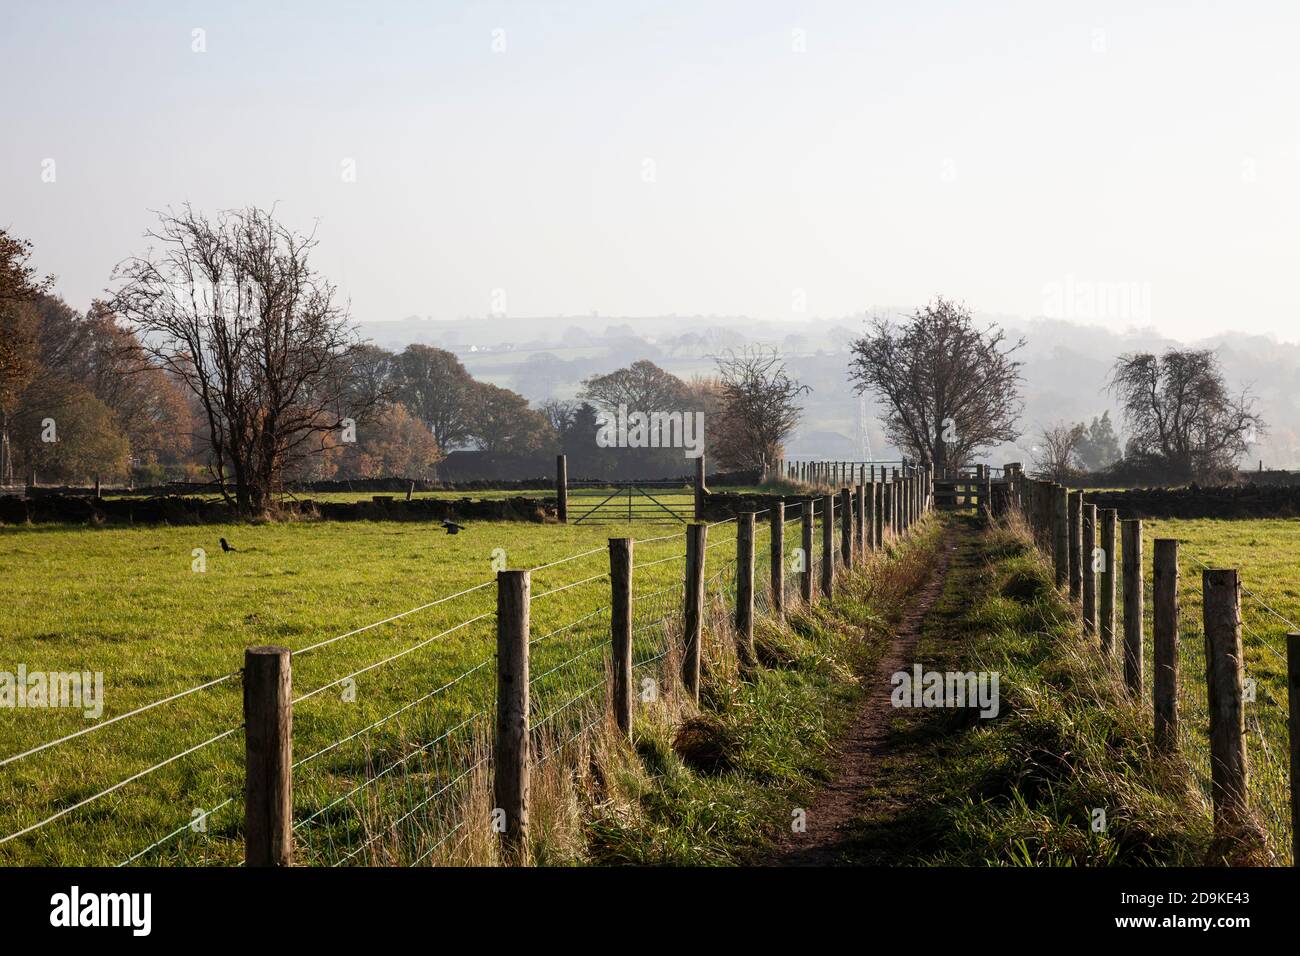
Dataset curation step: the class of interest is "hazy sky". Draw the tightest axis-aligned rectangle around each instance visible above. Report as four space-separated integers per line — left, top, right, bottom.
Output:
3 1 1298 341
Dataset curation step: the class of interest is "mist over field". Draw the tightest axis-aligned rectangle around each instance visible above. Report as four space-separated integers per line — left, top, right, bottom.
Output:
358 311 1300 469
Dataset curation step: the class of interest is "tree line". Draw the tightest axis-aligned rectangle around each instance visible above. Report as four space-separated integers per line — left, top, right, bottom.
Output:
0 207 809 514
847 297 1264 485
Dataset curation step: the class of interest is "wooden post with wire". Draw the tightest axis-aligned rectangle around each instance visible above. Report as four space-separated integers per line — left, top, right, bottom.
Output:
1082 503 1097 635
244 645 292 867
609 538 633 739
556 455 568 524
770 501 785 619
1122 520 1144 697
736 513 756 671
1153 538 1179 753
495 569 530 861
1202 569 1248 832
855 483 866 558
1068 490 1083 604
874 481 883 549
821 493 835 599
801 499 814 603
683 524 707 700
1053 484 1068 589
840 487 852 569
1287 632 1300 867
693 455 707 520
1099 508 1117 656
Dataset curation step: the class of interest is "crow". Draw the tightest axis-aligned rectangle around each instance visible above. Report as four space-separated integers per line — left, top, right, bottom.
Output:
220 537 237 552
442 520 464 535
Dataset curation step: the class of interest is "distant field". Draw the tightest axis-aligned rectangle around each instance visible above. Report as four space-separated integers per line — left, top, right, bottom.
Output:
1132 517 1300 862
0 511 791 865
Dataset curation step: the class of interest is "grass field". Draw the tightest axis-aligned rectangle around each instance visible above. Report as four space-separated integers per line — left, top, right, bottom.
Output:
1127 517 1300 863
0 507 808 866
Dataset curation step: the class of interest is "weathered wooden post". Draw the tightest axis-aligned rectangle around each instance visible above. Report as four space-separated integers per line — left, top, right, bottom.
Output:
1052 484 1068 589
839 487 852 569
495 569 531 861
556 454 568 523
1082 503 1097 635
878 478 889 546
736 513 756 671
1122 519 1144 697
1068 490 1083 605
1153 538 1179 753
855 483 866 558
1287 632 1300 867
1202 569 1249 832
94 476 101 498
801 500 815 603
609 538 633 739
244 646 292 867
1099 508 1118 656
693 455 707 520
882 481 892 544
770 502 785 618
683 524 707 700
795 502 816 598
865 480 876 552
820 493 835 598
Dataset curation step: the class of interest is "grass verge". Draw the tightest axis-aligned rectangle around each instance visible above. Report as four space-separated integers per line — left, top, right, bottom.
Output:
838 512 1238 866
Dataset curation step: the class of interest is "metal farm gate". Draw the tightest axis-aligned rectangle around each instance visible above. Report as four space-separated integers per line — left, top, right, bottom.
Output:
566 479 694 524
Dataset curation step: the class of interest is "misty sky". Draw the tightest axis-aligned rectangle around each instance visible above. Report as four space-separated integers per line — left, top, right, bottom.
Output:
3 0 1298 341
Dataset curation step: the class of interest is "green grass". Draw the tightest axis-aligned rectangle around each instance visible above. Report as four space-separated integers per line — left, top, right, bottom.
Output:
581 518 945 865
0 514 739 865
836 514 1215 866
0 493 837 867
1130 517 1298 863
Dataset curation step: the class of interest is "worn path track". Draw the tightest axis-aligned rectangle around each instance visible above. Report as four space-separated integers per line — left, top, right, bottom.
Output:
771 521 971 865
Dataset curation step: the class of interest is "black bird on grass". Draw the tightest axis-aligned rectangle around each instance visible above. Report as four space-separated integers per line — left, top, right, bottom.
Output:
442 520 464 535
220 537 237 552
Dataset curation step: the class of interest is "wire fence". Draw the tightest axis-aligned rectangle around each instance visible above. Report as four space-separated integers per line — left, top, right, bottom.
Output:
1 479 927 867
1017 475 1297 865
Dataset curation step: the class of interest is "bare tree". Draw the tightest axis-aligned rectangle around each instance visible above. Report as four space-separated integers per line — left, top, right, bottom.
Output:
1109 348 1264 480
847 298 1024 473
712 346 809 471
112 205 372 515
1030 421 1086 482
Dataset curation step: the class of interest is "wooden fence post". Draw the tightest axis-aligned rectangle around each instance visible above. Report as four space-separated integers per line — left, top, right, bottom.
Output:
609 538 633 739
1052 484 1068 589
736 513 756 671
683 524 706 700
874 481 884 549
864 481 875 552
1082 503 1097 635
1287 632 1300 867
801 500 814 603
1122 520 1144 697
556 454 568 524
770 502 785 619
244 646 292 867
693 455 707 520
1202 569 1249 831
840 487 852 569
1153 538 1179 753
495 569 530 861
1099 508 1117 656
821 494 835 599
1068 490 1083 605
855 483 866 558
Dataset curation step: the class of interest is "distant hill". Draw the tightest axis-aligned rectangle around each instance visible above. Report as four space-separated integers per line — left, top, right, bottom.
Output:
357 312 1300 469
